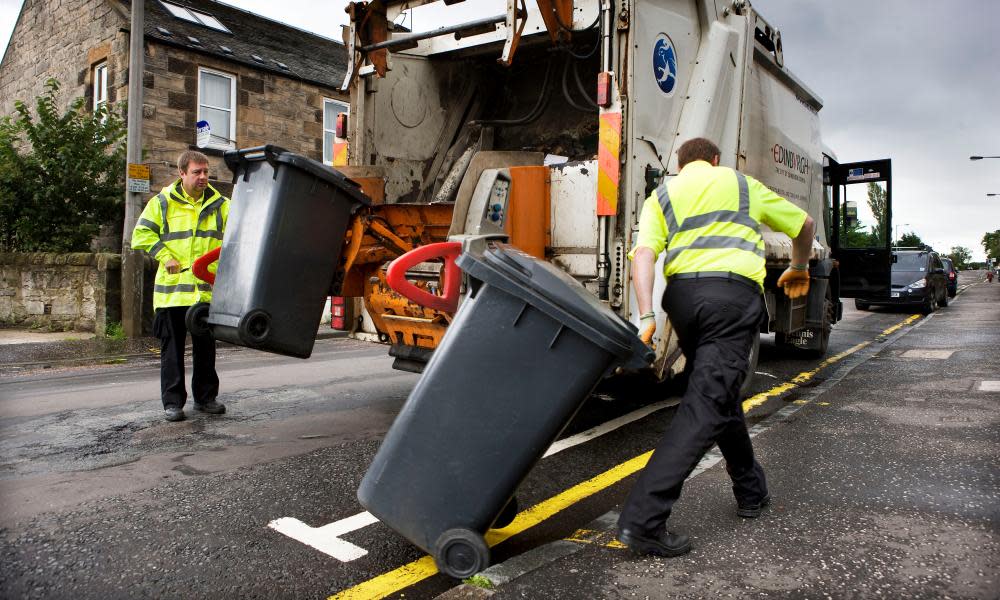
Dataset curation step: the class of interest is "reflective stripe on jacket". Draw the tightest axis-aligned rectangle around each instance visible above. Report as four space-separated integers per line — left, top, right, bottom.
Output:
131 180 230 310
631 161 807 288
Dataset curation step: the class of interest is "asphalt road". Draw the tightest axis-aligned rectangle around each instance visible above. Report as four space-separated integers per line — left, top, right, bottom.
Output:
0 276 987 599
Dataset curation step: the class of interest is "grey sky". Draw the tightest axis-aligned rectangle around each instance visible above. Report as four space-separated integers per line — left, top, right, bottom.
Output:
2 0 997 259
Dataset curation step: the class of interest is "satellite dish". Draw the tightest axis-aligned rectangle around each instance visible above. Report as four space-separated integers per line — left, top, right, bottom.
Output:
196 120 211 148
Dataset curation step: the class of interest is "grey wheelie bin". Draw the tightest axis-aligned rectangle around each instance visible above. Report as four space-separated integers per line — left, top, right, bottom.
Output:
357 243 654 579
205 145 370 358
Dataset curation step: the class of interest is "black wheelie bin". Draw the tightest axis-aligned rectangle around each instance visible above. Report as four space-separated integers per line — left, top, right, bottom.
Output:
205 145 370 358
357 243 654 579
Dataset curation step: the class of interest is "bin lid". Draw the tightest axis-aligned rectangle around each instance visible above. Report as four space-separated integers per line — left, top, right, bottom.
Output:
457 244 654 369
225 145 371 207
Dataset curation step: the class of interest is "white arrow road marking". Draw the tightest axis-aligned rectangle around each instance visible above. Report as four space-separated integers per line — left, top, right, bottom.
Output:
269 511 380 562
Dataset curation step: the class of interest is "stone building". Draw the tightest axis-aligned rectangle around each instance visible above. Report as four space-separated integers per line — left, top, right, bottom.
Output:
1 0 350 217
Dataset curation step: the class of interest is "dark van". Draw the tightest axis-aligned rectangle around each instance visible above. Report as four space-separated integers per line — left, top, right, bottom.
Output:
855 250 949 314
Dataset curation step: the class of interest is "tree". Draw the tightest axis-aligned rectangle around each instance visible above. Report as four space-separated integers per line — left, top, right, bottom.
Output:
897 232 924 248
947 246 972 270
0 79 126 252
866 182 888 246
983 230 1000 262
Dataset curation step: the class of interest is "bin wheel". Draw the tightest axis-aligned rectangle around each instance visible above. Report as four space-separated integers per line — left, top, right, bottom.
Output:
185 302 212 337
492 496 518 529
434 528 490 579
238 309 271 345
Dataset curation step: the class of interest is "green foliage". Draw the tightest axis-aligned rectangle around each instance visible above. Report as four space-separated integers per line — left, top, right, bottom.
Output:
0 79 127 252
104 320 126 340
983 230 1000 262
896 232 924 248
866 182 888 246
463 575 495 590
946 246 972 270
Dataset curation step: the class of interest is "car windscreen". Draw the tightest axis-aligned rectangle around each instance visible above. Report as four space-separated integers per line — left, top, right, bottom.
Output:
894 253 927 272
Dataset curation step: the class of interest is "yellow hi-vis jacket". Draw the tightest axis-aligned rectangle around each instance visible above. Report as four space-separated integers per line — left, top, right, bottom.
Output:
131 180 230 310
630 161 807 288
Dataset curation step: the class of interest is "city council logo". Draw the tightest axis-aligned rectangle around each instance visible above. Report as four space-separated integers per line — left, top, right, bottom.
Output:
653 34 677 96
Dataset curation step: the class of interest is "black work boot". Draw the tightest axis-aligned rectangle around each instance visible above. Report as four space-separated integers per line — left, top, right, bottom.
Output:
736 494 771 518
617 528 691 557
164 407 185 422
194 400 226 415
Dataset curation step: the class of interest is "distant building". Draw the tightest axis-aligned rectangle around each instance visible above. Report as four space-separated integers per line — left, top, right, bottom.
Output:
0 0 349 221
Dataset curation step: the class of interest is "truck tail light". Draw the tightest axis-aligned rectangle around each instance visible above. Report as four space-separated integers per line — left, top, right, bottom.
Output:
336 113 348 139
331 296 347 330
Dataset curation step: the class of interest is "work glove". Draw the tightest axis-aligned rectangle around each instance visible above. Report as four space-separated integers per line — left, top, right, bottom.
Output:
777 267 810 299
638 312 656 347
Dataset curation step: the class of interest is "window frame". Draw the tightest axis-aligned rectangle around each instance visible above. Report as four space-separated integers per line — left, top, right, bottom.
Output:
197 67 237 150
322 98 349 165
159 0 232 33
92 61 108 111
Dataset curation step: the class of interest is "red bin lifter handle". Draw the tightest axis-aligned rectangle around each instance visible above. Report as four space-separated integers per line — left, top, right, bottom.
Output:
386 242 463 313
191 247 222 285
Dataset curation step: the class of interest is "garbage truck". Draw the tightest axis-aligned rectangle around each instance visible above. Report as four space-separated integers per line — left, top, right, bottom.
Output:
328 0 894 386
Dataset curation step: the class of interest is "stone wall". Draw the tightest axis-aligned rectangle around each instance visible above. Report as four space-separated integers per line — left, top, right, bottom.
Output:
0 0 128 116
0 253 123 333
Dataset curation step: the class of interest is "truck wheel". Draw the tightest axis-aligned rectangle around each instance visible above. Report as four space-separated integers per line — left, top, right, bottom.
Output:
739 334 760 399
185 302 212 337
808 289 835 357
854 299 870 311
491 496 518 529
434 528 490 579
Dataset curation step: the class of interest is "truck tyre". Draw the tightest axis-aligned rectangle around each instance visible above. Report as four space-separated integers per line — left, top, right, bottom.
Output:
808 288 835 357
854 299 870 311
740 334 760 399
185 302 212 337
434 528 490 579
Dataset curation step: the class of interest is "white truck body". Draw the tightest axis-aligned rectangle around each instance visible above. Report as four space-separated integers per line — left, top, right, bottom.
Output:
341 0 857 373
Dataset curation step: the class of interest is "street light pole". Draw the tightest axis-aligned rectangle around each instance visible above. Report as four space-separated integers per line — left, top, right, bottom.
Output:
121 0 146 337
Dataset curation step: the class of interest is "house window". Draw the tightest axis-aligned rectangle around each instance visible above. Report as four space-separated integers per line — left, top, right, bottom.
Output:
160 1 231 33
93 62 108 111
323 98 349 165
198 68 236 149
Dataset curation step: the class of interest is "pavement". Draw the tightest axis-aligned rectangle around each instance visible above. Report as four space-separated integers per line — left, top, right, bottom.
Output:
439 279 1000 599
0 323 347 375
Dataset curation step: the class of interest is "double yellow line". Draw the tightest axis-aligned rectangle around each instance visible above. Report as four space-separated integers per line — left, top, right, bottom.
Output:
330 315 920 600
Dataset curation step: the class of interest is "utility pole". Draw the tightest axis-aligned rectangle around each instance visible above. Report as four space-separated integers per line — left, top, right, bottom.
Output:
121 0 146 337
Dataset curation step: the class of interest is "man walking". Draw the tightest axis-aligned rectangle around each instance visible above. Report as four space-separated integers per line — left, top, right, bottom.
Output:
617 137 815 556
132 151 230 422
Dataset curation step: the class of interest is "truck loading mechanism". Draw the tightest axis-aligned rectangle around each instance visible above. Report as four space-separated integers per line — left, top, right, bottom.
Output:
327 0 895 390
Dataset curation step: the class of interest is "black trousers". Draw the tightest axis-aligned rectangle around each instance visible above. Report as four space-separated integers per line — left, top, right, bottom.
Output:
153 306 219 410
619 277 768 536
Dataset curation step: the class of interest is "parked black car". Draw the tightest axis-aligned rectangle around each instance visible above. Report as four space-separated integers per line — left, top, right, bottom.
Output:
855 250 949 313
941 257 958 297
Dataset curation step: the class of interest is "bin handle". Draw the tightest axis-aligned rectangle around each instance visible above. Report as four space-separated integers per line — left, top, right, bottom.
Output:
386 242 462 313
192 247 222 285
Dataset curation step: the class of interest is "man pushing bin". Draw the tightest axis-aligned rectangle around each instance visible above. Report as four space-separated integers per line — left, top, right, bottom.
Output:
615 137 816 556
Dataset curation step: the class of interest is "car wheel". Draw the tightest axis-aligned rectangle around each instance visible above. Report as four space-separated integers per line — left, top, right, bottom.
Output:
939 288 949 307
854 299 870 311
923 294 937 315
